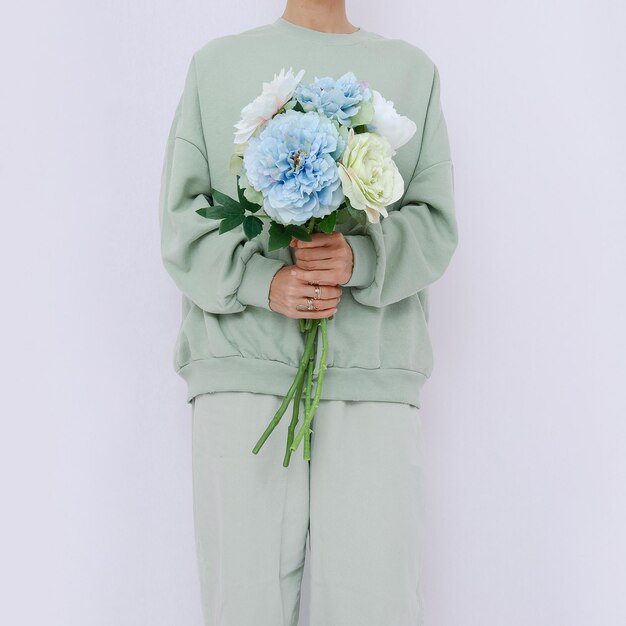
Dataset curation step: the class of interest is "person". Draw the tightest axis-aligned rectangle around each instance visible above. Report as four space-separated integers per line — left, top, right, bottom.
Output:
158 1 458 624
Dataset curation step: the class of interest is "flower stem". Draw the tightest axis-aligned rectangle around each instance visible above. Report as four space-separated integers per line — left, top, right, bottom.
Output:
283 372 304 467
267 216 332 463
305 324 316 416
290 317 328 458
282 320 317 465
304 321 319 459
252 323 317 455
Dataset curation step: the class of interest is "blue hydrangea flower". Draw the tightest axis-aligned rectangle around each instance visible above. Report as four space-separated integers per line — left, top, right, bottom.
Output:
294 71 372 127
242 109 345 225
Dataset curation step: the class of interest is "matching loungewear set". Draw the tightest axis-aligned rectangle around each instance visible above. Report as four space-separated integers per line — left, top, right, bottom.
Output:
159 16 458 626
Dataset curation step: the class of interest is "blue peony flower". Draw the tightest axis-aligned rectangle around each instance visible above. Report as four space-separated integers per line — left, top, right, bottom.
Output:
294 71 372 127
242 109 345 225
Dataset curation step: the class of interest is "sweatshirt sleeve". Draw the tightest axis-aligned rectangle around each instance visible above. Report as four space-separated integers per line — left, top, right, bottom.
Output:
340 63 458 307
158 54 287 314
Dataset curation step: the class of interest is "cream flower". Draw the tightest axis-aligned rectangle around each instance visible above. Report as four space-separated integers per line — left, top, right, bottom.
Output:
369 89 417 154
233 67 305 145
337 129 405 224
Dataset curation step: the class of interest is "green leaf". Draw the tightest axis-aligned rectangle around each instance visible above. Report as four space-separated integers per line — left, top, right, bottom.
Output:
285 224 312 241
236 176 262 214
335 207 350 224
218 214 245 234
221 204 247 216
318 211 337 233
196 204 242 219
268 221 293 251
243 215 264 240
343 200 369 226
196 205 220 219
211 188 244 213
346 203 361 220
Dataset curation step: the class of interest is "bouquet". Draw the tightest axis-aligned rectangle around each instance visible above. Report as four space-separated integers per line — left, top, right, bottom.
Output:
196 67 417 467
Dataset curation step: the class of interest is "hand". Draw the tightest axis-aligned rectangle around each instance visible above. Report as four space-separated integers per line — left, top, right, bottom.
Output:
268 265 343 319
289 231 354 286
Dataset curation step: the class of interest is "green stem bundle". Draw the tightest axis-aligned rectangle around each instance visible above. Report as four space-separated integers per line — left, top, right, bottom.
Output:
251 216 333 466
251 322 318 456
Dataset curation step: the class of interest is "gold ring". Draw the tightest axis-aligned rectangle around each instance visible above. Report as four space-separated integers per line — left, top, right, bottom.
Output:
296 297 318 311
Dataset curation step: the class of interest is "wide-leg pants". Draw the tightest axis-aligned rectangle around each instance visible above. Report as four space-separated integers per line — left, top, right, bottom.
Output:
191 390 425 626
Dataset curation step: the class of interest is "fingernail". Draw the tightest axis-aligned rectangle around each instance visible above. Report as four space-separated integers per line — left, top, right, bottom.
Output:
290 269 297 276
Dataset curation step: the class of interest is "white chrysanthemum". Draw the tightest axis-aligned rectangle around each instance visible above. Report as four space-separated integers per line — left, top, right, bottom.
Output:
369 90 417 154
233 67 305 145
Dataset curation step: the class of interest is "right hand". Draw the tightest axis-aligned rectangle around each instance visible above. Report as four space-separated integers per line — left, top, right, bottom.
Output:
268 265 342 318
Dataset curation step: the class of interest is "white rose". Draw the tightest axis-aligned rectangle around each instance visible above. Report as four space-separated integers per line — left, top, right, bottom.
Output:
338 129 405 224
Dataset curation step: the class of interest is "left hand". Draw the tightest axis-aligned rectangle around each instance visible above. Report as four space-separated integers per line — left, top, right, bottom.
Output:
289 231 354 286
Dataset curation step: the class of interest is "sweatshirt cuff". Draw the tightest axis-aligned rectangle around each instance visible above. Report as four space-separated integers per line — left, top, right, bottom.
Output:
341 235 377 288
237 253 287 311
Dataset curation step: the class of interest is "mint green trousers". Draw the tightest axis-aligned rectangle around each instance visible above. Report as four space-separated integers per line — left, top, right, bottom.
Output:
191 390 425 626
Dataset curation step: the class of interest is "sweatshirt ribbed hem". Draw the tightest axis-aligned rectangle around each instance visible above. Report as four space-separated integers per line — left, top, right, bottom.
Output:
178 356 427 409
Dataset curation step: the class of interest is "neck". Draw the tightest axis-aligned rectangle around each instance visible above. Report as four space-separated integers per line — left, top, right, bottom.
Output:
281 0 358 34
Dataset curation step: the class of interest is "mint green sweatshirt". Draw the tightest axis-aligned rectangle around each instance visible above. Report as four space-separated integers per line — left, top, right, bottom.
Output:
158 17 458 409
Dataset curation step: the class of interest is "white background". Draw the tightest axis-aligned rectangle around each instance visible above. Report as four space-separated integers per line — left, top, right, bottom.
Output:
1 1 625 624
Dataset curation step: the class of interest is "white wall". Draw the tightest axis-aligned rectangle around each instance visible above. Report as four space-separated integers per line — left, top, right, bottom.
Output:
1 1 624 624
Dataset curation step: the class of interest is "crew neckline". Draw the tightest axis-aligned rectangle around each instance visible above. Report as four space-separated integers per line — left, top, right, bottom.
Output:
272 17 370 43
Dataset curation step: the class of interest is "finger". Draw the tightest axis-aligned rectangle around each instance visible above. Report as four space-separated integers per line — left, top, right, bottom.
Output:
294 257 338 272
294 232 335 248
294 300 339 317
295 246 335 262
299 283 342 299
290 267 340 285
297 295 340 310
294 307 338 319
